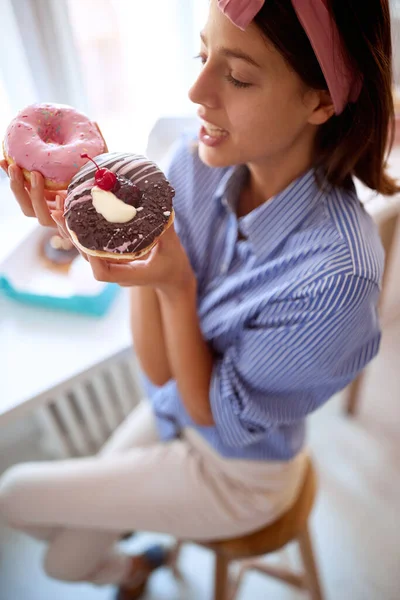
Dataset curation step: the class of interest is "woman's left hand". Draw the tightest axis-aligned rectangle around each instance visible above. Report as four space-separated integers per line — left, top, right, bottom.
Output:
87 224 196 296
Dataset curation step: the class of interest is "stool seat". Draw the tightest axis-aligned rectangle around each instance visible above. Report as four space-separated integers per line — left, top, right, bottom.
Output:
172 457 324 599
203 456 317 560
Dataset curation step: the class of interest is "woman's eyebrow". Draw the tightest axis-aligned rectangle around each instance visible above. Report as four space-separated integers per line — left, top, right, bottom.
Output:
200 32 261 68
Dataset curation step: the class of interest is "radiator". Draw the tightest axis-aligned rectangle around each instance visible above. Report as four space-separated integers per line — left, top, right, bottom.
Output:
36 349 145 458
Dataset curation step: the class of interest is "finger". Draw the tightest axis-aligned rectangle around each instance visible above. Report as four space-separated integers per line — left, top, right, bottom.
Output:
0 159 9 175
50 218 67 238
30 171 54 227
8 165 36 217
88 255 150 285
51 212 86 262
51 209 69 239
47 200 57 211
55 192 67 211
54 222 69 239
44 189 60 201
20 175 60 200
145 244 160 261
78 250 89 262
52 203 86 262
54 194 67 229
52 198 67 228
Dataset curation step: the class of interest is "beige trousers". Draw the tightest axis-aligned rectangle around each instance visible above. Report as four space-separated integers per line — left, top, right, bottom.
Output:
0 401 307 585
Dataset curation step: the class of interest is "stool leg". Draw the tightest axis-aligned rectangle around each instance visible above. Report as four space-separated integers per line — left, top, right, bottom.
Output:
214 553 230 600
345 373 364 416
298 526 324 600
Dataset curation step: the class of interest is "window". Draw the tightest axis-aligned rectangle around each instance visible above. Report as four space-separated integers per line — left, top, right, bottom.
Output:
2 0 400 167
65 0 203 152
0 0 206 213
0 79 13 163
0 0 38 190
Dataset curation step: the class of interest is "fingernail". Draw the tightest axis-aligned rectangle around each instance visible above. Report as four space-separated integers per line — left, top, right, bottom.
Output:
8 166 15 181
31 172 38 188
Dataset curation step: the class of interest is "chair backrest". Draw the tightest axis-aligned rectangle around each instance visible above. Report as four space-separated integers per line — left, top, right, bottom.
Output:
354 178 400 316
379 212 399 258
378 211 400 316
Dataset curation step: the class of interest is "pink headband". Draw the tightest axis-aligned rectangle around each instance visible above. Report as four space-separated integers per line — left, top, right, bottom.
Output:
218 0 362 114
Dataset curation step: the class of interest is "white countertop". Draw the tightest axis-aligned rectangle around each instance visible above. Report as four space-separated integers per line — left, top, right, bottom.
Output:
0 291 132 422
1 148 399 424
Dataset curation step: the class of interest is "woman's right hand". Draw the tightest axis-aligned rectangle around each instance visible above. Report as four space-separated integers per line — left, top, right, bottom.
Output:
0 160 65 227
0 160 69 239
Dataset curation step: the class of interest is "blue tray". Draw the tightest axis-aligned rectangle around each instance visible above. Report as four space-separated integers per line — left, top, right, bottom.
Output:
0 275 119 317
0 226 120 317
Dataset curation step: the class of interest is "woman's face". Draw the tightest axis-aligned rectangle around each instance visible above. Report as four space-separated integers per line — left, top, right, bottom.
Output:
189 0 321 170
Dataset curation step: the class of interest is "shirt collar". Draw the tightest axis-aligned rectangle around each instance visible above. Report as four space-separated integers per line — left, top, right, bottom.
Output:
214 164 248 208
215 166 328 261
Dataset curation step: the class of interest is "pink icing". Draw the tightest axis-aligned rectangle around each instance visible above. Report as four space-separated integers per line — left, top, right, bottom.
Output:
4 103 106 184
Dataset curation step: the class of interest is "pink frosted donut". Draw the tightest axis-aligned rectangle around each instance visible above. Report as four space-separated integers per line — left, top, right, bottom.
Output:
3 103 107 190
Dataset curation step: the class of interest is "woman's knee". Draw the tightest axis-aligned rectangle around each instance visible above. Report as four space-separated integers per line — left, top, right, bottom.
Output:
43 550 80 582
0 464 32 526
43 544 97 582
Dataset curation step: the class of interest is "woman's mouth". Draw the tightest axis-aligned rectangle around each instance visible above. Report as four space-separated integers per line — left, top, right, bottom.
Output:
199 121 229 147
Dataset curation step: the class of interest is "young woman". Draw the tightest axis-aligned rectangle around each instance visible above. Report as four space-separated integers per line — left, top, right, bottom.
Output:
0 1 397 597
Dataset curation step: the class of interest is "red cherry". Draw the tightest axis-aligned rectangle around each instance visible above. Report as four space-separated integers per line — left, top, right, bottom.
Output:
81 153 116 191
95 170 117 191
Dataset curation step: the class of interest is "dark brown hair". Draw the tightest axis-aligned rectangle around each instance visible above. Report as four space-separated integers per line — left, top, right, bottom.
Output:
254 0 400 195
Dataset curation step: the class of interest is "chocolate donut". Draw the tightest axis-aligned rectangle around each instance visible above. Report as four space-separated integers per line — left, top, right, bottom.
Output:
64 152 175 261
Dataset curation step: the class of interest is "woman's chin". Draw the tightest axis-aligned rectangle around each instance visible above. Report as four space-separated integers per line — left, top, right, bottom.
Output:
198 143 235 169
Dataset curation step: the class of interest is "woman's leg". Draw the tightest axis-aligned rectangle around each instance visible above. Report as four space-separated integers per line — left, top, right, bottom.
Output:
99 399 160 456
0 400 161 584
9 525 61 542
0 427 276 586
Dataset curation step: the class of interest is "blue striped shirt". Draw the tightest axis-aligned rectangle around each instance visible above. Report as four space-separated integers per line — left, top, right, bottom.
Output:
143 135 384 461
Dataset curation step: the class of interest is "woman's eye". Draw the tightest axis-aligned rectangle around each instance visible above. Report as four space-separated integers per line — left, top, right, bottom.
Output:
194 53 207 65
225 74 252 89
194 55 252 88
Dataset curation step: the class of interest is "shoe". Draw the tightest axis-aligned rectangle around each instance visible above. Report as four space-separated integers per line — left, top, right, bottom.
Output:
120 531 136 542
115 544 170 600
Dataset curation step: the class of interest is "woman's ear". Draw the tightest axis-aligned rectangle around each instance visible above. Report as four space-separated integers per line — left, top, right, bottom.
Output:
306 89 335 125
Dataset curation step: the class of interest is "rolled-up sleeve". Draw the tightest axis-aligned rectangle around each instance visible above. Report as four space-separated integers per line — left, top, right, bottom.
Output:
209 275 381 447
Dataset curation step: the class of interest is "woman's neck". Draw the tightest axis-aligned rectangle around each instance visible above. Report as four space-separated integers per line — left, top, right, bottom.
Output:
239 134 315 217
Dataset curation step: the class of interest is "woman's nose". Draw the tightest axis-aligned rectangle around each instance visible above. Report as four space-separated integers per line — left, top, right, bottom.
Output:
188 66 219 109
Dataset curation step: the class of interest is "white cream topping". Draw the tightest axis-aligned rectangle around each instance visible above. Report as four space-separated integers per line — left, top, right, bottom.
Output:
91 186 137 223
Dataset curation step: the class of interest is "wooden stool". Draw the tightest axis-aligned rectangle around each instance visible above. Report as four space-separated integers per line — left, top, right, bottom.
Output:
174 458 323 600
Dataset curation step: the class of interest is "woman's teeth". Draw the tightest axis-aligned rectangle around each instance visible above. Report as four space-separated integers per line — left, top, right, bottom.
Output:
203 123 228 137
